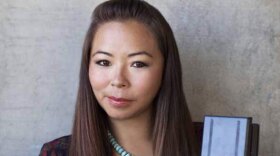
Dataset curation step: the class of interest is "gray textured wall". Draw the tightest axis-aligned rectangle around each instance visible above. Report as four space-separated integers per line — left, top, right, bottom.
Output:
0 0 279 156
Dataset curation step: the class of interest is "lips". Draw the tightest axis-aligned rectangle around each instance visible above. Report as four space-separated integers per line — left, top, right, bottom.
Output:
107 96 133 107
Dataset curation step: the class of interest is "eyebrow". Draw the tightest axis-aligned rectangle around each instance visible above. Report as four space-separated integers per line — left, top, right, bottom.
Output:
92 51 113 57
92 50 153 58
128 51 153 58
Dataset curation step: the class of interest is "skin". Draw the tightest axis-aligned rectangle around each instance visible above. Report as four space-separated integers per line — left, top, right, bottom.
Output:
88 20 164 156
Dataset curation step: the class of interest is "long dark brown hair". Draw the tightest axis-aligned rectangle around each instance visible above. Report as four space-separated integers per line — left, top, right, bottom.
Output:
70 0 198 156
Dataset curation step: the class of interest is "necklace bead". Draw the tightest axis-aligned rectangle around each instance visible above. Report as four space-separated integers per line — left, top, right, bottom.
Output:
108 132 133 156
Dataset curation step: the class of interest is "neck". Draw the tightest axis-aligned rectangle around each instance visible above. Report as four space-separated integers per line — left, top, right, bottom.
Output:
109 109 154 156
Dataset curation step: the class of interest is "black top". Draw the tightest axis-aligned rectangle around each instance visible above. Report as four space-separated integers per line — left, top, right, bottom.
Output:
39 123 205 156
39 135 71 156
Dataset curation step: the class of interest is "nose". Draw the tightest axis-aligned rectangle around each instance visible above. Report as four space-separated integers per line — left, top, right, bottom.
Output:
110 65 129 88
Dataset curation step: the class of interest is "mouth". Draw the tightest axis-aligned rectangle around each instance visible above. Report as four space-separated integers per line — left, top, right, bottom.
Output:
107 96 133 107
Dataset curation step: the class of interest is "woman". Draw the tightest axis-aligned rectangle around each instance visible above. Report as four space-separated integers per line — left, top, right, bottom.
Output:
40 0 198 156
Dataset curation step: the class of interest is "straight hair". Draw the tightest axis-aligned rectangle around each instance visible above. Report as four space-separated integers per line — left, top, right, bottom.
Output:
70 0 198 155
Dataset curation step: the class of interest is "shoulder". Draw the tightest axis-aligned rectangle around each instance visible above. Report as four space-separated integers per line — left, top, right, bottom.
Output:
39 135 71 156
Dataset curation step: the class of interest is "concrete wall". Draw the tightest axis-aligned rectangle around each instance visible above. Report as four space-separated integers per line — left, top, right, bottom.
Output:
0 0 279 155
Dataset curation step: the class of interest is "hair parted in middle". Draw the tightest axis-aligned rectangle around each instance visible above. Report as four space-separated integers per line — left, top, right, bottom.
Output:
70 0 198 156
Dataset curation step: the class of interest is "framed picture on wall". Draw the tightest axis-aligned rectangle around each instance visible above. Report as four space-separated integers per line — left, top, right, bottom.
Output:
201 116 252 156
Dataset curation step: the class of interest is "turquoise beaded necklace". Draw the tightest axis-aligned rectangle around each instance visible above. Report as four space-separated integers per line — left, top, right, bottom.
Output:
108 131 133 156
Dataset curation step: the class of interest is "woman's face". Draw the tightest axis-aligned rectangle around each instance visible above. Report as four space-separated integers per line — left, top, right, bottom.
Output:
89 20 164 121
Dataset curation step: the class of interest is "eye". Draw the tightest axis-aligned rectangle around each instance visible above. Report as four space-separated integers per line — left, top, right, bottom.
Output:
131 61 148 68
95 60 111 66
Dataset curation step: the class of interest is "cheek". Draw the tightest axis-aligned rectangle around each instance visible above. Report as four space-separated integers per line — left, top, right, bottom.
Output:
132 68 163 97
88 66 110 90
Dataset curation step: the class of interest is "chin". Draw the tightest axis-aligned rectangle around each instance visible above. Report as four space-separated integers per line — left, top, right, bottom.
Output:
105 110 139 121
106 112 131 120
102 103 152 121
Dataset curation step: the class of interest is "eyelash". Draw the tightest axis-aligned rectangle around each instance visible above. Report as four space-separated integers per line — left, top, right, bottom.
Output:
95 60 148 68
96 60 111 66
131 61 148 68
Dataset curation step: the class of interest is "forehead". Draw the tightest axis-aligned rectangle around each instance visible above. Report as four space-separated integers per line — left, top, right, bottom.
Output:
91 20 159 55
